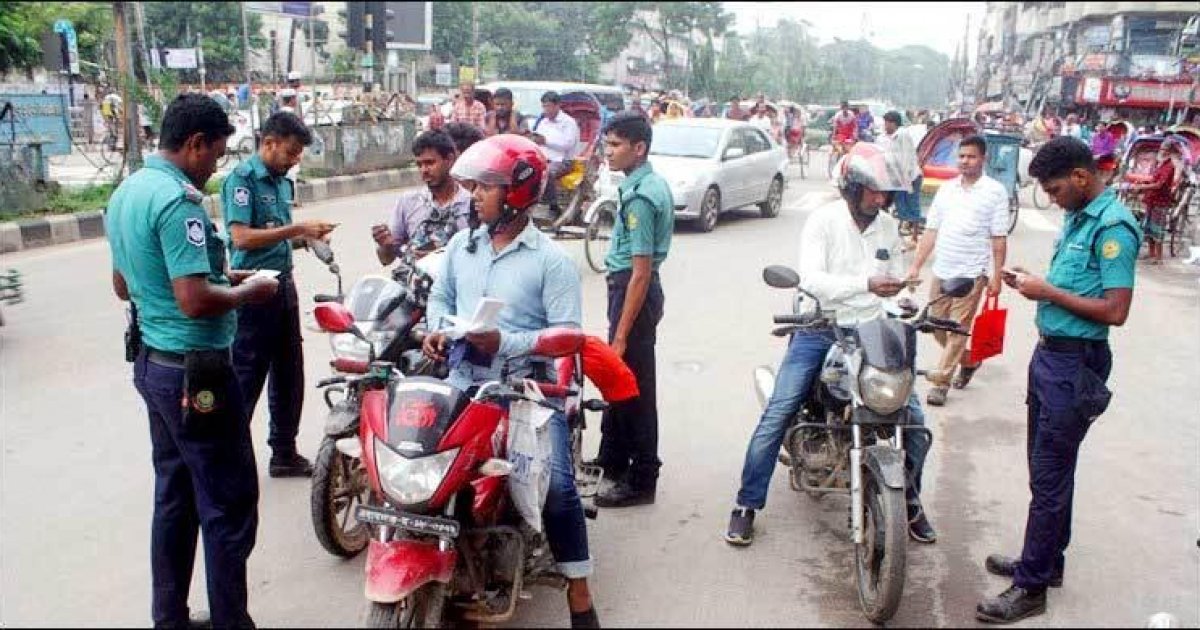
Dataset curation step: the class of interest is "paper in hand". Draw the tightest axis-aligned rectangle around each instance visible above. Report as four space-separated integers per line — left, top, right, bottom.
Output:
443 297 505 340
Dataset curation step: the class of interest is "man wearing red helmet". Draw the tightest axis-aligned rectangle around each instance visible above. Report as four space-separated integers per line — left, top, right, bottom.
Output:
421 134 599 628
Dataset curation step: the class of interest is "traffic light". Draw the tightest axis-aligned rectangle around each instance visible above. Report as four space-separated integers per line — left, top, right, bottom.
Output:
338 2 365 50
366 2 395 52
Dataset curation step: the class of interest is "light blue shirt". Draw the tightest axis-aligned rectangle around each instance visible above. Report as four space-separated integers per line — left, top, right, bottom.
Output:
428 221 582 390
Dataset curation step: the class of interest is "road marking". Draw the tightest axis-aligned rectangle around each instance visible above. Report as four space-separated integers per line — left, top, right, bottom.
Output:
1019 206 1063 233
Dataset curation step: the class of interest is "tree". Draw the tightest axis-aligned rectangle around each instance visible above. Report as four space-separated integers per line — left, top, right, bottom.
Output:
143 2 265 84
0 3 114 79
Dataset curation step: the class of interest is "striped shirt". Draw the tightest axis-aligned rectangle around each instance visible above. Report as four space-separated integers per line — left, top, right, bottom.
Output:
927 174 1009 280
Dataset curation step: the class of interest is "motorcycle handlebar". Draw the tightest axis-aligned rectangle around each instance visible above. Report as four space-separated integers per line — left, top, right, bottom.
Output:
773 314 808 325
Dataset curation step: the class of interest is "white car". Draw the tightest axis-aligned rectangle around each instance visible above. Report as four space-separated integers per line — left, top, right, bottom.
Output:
649 118 788 232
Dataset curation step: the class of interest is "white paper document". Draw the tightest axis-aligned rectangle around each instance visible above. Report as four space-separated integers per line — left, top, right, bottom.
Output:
443 297 505 340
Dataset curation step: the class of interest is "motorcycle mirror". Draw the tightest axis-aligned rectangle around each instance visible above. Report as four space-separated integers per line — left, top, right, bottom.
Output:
313 302 356 334
941 277 976 298
763 265 801 289
310 239 335 265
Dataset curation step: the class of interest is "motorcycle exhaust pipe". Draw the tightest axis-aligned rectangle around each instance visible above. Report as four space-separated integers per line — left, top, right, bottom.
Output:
752 366 777 409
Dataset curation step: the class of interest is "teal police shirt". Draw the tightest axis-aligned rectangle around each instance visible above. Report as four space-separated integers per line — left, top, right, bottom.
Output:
605 161 675 273
222 154 295 272
1036 187 1141 340
105 155 236 353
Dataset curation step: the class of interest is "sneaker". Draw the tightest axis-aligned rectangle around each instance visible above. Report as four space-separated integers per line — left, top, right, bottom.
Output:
269 452 313 478
976 584 1047 624
953 366 979 389
985 554 1063 588
908 504 937 543
724 507 756 546
926 386 948 406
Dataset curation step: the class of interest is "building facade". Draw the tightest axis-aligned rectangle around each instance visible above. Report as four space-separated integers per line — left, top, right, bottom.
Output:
976 2 1199 124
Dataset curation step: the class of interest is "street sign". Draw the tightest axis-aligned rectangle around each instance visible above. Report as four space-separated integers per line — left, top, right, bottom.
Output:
245 2 312 17
435 64 452 86
385 1 431 51
163 48 199 69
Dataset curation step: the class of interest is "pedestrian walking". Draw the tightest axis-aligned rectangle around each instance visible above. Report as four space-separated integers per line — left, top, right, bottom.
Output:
592 111 674 508
905 135 1009 406
977 137 1141 624
224 111 336 478
105 94 279 627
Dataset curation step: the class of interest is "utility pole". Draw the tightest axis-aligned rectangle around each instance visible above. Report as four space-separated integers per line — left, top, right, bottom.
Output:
134 2 153 95
240 2 256 146
197 31 206 92
113 1 142 173
309 3 318 123
364 11 374 91
472 2 480 79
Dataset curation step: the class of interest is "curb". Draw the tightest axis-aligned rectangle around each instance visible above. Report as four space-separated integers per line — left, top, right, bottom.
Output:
0 167 422 254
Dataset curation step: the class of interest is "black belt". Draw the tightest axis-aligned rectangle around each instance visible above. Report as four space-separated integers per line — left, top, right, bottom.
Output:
146 347 231 368
1039 335 1108 353
606 269 661 286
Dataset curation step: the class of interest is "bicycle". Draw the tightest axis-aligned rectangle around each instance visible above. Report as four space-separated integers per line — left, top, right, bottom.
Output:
1168 177 1196 258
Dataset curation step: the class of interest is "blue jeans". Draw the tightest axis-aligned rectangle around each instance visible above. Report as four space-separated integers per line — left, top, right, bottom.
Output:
735 329 931 510
543 410 592 578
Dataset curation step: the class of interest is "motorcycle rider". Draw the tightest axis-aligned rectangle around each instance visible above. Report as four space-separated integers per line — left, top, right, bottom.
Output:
373 130 473 264
725 142 938 547
421 134 600 629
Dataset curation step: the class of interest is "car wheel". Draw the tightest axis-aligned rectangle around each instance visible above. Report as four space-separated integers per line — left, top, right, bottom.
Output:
759 176 783 218
697 187 720 233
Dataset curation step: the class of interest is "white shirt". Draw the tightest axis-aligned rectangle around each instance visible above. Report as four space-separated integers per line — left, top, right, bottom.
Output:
532 112 580 164
877 129 920 184
750 114 772 133
926 174 1009 280
798 203 906 326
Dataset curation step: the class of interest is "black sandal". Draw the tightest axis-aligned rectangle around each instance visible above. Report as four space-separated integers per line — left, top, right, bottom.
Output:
953 366 979 389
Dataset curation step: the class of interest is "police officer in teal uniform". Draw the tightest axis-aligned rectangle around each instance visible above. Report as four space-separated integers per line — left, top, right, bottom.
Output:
977 137 1141 624
224 112 334 477
106 94 279 628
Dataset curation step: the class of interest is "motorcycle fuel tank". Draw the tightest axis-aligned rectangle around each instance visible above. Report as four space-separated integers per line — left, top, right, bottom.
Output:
384 377 470 457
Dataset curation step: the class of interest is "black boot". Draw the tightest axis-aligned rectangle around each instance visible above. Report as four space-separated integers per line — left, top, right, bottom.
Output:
269 451 313 478
907 504 937 543
985 554 1063 588
594 481 655 508
976 585 1047 624
570 607 600 629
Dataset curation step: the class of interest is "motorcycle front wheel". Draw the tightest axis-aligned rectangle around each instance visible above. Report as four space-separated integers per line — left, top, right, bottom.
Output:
366 583 447 629
311 437 370 557
854 469 907 624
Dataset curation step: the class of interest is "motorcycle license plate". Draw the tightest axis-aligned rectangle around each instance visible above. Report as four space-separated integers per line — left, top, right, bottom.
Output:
355 505 460 539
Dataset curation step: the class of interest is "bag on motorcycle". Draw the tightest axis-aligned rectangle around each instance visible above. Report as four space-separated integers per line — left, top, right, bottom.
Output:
969 295 1007 364
507 380 555 532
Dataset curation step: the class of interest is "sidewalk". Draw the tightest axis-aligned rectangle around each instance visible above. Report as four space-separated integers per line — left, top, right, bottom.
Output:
1 165 421 253
48 144 242 188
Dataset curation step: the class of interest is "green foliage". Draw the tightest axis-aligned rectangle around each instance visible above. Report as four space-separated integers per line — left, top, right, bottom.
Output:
0 2 113 78
203 174 225 196
42 183 115 216
143 2 266 83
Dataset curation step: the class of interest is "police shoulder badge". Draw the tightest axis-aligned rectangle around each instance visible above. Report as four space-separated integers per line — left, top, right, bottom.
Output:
182 183 204 204
185 217 206 247
233 186 251 207
192 390 216 413
626 211 640 230
1101 239 1121 260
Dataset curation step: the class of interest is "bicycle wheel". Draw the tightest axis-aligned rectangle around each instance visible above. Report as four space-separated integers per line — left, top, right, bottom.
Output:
99 135 118 165
1031 185 1050 210
826 148 836 179
1169 191 1193 258
584 200 616 274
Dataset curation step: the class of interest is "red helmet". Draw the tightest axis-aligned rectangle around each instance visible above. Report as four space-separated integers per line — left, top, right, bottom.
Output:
449 133 547 210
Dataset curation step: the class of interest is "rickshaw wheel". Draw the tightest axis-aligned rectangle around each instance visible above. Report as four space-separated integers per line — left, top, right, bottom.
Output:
1007 192 1020 234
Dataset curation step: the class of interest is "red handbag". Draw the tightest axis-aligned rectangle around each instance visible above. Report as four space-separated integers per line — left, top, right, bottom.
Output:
969 295 1007 364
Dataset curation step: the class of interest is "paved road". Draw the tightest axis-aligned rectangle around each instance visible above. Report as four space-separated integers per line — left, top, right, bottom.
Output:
2 163 1197 627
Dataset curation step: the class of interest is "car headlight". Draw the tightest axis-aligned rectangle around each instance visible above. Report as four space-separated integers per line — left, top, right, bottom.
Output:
374 438 460 506
858 366 913 415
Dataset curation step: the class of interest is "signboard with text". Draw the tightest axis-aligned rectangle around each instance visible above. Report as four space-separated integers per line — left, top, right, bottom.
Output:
163 48 199 69
0 94 73 156
1080 79 1200 108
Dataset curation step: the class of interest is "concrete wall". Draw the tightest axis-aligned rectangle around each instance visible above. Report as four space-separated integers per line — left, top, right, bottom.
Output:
301 119 416 176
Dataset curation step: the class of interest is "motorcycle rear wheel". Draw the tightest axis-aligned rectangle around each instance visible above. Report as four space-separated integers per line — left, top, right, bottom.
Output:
311 437 370 558
854 470 907 624
365 583 446 628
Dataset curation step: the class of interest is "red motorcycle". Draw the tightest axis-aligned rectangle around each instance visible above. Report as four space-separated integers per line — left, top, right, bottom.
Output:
312 301 609 627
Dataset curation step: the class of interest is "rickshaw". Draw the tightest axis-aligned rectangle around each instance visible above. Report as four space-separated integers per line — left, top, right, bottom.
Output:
910 118 1022 237
1119 126 1200 256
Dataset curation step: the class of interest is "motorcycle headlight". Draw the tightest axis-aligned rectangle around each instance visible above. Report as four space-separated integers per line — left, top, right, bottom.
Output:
858 366 913 415
374 439 460 506
331 333 371 363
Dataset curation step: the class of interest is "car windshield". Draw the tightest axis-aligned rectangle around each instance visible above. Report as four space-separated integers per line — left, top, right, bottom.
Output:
650 125 723 159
